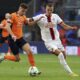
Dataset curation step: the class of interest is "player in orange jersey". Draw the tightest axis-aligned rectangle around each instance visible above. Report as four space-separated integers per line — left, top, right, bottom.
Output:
0 13 12 55
0 3 41 75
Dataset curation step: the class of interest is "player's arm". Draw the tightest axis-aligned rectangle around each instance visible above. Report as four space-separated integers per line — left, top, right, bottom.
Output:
59 21 77 30
5 13 17 41
0 24 5 29
28 16 44 26
28 18 36 26
5 21 17 41
0 24 10 30
56 14 77 30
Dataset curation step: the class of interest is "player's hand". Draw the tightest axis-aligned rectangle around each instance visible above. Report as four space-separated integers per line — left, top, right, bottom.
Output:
71 26 78 30
12 35 17 41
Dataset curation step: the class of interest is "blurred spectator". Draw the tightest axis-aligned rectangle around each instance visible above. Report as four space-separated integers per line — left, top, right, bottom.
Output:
64 10 77 21
76 9 80 21
68 10 77 21
66 26 80 45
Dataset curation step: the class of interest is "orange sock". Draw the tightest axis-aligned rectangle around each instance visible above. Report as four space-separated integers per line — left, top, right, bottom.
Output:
4 55 17 61
27 52 35 66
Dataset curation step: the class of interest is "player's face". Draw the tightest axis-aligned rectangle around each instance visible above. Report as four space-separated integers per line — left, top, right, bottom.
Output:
18 7 27 16
46 6 53 15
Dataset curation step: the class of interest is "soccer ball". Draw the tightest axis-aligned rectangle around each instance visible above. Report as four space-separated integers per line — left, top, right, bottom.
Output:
28 66 39 76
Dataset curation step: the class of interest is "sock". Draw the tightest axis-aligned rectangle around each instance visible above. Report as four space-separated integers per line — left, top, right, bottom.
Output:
27 51 35 66
4 55 17 61
58 52 73 74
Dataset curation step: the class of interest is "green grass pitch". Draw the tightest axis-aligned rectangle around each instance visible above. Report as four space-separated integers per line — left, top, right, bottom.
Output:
0 54 80 80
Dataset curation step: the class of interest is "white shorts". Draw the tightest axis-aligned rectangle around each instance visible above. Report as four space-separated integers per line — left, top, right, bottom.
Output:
45 39 64 52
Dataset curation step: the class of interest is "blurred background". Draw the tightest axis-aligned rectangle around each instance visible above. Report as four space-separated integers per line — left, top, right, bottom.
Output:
0 0 80 55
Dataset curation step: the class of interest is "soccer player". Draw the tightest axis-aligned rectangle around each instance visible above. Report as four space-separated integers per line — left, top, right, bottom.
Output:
0 13 12 55
0 3 41 75
28 3 79 76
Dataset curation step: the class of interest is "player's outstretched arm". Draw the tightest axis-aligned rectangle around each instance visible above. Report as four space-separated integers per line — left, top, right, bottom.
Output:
60 22 77 30
28 16 44 26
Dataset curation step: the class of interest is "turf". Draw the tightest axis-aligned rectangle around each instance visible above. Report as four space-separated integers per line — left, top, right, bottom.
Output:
0 54 80 80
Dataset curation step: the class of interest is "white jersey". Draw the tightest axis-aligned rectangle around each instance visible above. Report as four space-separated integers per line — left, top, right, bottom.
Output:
33 13 64 52
33 13 63 43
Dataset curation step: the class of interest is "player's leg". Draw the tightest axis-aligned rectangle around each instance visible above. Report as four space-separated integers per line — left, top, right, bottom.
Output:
0 36 8 55
16 38 36 66
22 43 41 75
4 39 11 55
6 37 20 61
45 41 79 76
54 49 78 76
16 38 41 75
0 36 5 47
0 36 20 62
22 43 35 66
54 49 73 73
61 51 66 59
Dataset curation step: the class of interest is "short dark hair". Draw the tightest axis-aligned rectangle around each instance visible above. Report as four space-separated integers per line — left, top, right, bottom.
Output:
20 3 28 9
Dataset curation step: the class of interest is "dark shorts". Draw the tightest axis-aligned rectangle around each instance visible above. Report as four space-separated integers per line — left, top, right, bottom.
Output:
8 36 27 55
0 36 9 43
15 37 27 48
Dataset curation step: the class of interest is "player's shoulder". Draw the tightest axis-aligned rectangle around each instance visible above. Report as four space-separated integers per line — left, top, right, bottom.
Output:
1 19 6 22
52 13 59 17
11 12 17 17
40 13 47 16
52 13 61 19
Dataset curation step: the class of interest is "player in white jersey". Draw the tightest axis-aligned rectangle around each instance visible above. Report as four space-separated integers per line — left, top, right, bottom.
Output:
32 13 64 54
28 3 79 76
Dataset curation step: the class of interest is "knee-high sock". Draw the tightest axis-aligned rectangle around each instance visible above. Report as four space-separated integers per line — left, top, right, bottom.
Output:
4 55 17 61
58 52 73 74
27 51 35 66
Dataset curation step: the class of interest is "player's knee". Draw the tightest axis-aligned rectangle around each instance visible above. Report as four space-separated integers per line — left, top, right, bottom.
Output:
53 49 61 56
51 51 58 56
25 49 32 54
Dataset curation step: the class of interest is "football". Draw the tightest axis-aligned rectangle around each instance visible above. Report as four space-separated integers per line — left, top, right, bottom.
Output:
28 66 39 76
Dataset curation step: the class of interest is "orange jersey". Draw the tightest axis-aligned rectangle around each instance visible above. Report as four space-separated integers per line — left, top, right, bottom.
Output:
11 12 27 39
1 19 9 37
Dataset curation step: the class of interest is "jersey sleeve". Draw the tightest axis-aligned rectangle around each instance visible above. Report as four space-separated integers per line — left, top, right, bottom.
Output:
32 14 42 23
55 14 63 24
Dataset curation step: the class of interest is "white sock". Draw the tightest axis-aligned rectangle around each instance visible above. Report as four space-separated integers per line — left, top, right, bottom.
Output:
58 52 73 74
